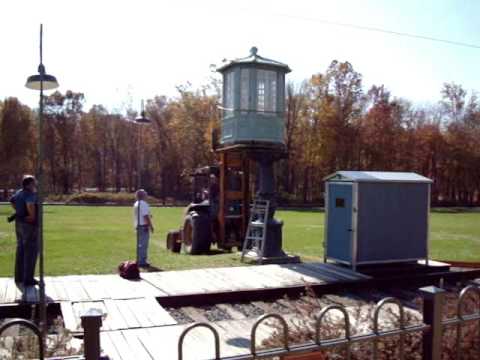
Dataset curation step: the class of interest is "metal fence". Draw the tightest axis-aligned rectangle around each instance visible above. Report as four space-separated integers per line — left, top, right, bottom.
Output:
0 318 44 360
0 284 479 360
178 285 480 360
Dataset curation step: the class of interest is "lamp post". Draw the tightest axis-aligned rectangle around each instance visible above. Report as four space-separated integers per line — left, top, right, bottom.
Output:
134 100 150 260
25 24 59 340
134 99 151 188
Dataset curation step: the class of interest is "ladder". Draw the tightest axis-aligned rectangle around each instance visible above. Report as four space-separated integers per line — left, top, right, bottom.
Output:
241 199 270 263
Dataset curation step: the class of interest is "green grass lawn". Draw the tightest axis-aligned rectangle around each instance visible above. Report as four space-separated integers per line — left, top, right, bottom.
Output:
0 205 479 276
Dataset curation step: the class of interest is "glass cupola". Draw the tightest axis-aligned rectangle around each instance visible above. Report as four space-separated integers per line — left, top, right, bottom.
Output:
217 47 291 147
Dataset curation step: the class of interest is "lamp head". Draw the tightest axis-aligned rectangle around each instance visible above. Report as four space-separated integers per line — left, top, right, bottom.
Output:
25 25 59 91
134 100 150 123
135 111 151 124
25 73 59 90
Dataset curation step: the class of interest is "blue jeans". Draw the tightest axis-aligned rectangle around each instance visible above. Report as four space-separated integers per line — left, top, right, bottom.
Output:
136 226 150 265
15 221 39 285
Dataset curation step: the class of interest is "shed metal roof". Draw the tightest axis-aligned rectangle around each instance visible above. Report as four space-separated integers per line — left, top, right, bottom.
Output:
324 171 433 183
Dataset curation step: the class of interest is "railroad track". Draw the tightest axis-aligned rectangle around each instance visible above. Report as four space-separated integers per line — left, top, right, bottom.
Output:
163 270 480 327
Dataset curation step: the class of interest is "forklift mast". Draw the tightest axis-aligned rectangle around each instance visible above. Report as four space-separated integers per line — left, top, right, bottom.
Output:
217 151 250 249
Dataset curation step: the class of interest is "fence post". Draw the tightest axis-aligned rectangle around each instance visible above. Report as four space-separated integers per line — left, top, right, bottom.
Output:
419 286 445 360
81 308 103 360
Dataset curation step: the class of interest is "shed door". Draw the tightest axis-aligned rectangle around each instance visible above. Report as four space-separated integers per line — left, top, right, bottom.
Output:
327 182 353 262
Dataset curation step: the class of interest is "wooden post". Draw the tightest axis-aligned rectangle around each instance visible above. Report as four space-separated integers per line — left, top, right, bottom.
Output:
81 308 103 360
419 286 445 360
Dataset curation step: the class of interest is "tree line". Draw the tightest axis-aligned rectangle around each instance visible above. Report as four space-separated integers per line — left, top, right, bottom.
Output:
1 60 479 205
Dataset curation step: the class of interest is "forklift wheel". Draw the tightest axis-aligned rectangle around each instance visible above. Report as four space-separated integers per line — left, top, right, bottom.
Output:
182 211 211 254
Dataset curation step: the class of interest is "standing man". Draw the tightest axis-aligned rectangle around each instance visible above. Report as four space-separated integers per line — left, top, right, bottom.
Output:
133 189 153 267
10 175 39 286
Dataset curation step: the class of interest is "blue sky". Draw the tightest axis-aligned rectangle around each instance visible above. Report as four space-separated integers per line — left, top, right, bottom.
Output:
1 0 479 112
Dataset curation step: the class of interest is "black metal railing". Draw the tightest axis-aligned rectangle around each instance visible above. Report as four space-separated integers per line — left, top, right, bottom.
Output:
441 285 480 360
175 284 480 360
2 284 479 359
0 318 44 360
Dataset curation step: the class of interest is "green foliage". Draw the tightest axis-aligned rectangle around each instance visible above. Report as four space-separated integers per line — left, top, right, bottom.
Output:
65 192 158 205
2 67 480 206
0 205 479 276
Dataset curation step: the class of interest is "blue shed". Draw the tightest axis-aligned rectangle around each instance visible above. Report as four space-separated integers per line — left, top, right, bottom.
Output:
323 171 433 269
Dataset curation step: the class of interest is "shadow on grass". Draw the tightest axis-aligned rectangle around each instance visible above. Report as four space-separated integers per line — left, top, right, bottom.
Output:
205 249 231 256
278 207 324 213
431 207 480 214
142 265 164 272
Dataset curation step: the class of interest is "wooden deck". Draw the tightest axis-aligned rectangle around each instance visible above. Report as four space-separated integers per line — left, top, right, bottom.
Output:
0 262 370 359
100 317 276 360
0 263 369 305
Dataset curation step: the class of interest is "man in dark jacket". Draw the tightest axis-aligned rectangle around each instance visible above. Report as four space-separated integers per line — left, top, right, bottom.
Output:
10 175 39 286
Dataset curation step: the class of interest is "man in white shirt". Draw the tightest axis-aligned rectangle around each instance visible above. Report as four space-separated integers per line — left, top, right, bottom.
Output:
133 189 154 267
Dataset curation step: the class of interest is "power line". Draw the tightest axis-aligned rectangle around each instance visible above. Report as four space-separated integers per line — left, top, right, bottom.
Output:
257 10 480 50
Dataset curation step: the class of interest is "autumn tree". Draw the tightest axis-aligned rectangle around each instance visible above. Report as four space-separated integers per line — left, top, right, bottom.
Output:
43 91 85 193
1 65 479 205
0 98 35 189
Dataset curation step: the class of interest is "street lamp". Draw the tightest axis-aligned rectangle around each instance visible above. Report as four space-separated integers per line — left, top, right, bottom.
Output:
25 24 59 341
134 100 150 265
134 100 151 189
135 99 150 124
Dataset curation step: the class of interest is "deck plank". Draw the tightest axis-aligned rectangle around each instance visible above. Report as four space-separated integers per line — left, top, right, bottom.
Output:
141 326 184 359
302 263 368 281
121 329 153 360
104 299 129 330
71 278 92 301
128 298 154 328
4 279 18 303
211 267 264 290
249 265 310 286
287 263 340 282
0 278 8 303
65 298 176 332
108 330 137 360
323 263 371 279
115 299 141 329
78 276 106 300
51 279 68 301
142 273 199 296
100 330 122 360
138 297 177 327
249 265 304 286
108 318 277 360
229 266 285 288
44 277 59 301
60 302 79 332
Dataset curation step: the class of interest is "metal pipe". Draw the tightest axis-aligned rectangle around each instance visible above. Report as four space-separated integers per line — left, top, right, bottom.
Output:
37 23 47 343
456 285 480 360
178 322 220 360
373 297 405 360
250 313 289 356
316 304 351 359
220 324 430 360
